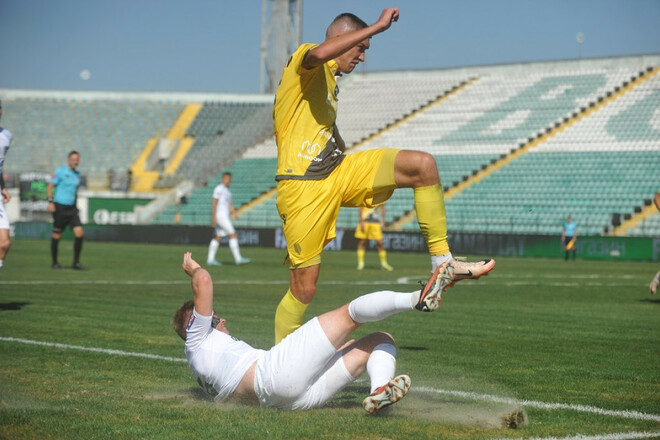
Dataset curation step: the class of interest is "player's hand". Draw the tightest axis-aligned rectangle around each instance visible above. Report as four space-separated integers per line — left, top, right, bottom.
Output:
182 252 201 277
47 201 55 213
1 188 10 204
374 7 399 33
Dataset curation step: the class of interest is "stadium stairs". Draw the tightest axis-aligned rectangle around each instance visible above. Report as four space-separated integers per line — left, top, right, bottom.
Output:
130 103 202 192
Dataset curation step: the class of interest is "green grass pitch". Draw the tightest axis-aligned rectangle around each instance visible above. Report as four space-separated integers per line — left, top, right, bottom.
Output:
1 239 659 439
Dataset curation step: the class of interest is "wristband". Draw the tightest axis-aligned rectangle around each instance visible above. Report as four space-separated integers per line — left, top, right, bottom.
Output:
48 197 54 202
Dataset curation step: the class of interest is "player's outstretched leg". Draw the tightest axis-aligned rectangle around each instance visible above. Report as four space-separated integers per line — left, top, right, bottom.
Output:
362 374 411 414
415 262 454 312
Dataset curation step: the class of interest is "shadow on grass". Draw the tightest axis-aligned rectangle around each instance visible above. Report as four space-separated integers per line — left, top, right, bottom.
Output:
0 301 31 311
638 298 660 305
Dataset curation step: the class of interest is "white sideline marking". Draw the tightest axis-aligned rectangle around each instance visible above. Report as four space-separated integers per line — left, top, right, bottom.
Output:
1 336 659 425
417 387 660 422
493 431 660 440
0 336 187 363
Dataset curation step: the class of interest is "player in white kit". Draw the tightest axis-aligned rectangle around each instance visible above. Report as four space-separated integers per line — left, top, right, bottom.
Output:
0 99 13 270
207 172 250 266
173 252 455 413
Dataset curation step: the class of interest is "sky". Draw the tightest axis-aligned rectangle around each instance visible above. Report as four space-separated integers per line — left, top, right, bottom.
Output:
1 0 659 95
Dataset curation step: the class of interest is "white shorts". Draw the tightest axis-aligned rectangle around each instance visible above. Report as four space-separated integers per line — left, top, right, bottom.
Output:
0 201 9 230
214 215 236 238
254 317 355 410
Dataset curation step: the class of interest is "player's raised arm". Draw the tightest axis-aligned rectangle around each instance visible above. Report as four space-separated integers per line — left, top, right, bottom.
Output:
302 7 399 70
182 252 213 316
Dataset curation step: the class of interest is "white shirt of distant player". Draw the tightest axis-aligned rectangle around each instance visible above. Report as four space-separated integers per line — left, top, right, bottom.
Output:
212 184 232 220
185 309 265 401
0 127 13 175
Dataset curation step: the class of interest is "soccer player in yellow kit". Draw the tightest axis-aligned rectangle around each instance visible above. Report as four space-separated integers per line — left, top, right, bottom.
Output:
273 7 495 343
355 206 393 271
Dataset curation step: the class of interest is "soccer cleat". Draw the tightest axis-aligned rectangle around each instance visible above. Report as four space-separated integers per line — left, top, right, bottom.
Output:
448 257 495 286
381 263 394 271
52 263 64 270
72 263 89 271
357 262 365 270
362 374 411 414
235 257 251 266
415 262 454 312
207 260 222 266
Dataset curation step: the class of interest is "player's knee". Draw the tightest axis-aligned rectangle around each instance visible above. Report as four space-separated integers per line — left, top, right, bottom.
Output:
416 152 438 177
292 283 316 304
0 236 10 253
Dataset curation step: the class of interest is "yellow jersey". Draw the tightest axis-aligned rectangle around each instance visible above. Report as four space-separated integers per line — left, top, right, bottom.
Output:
273 43 345 181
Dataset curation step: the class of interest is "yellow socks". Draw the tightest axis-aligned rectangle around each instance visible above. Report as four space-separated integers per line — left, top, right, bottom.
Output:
414 184 450 256
274 289 309 344
378 250 388 265
357 249 365 265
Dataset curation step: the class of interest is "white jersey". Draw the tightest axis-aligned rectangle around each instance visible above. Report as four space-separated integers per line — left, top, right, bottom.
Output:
0 127 12 176
212 184 232 219
185 309 264 402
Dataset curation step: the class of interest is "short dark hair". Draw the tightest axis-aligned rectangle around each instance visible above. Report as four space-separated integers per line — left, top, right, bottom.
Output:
68 150 80 158
326 13 368 39
173 300 194 341
222 172 232 178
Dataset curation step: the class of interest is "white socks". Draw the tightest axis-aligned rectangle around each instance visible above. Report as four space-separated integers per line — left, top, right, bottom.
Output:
208 238 243 263
229 238 242 262
367 343 397 392
207 239 219 262
431 253 452 271
348 290 417 323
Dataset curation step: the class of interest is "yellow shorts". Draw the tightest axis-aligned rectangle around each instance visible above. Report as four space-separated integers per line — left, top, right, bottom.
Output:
354 222 383 241
277 148 399 266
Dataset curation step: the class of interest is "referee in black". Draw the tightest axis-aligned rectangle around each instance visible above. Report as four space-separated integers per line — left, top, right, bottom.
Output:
46 151 88 270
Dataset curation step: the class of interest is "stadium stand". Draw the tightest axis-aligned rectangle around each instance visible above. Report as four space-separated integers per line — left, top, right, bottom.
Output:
0 91 184 188
165 100 273 187
349 63 660 236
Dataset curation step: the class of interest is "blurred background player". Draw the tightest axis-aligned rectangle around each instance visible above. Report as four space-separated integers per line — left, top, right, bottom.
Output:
561 215 577 261
47 151 88 270
273 7 495 343
207 172 250 266
355 205 393 271
650 192 660 295
0 99 13 270
174 252 454 413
